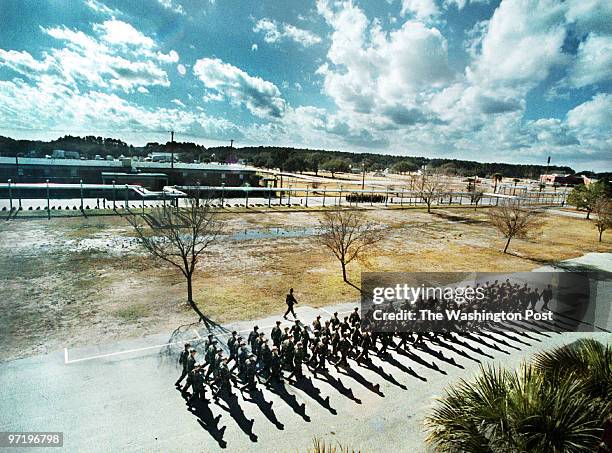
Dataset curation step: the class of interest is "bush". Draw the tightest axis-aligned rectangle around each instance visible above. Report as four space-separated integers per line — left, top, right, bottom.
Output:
425 340 611 452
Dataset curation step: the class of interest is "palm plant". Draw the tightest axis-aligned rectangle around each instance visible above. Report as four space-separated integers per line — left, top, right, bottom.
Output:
425 340 610 452
309 437 363 453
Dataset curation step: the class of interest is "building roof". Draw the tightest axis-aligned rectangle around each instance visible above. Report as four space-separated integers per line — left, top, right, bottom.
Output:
0 156 257 172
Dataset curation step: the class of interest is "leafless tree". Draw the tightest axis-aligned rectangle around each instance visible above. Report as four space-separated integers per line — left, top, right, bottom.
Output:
125 196 221 322
418 173 445 213
317 210 384 288
470 189 485 211
593 197 611 242
488 202 543 253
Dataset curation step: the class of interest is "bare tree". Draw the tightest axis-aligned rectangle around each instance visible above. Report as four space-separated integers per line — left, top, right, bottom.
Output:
488 203 543 253
593 197 611 242
125 196 221 321
317 210 384 287
418 173 444 213
470 190 485 211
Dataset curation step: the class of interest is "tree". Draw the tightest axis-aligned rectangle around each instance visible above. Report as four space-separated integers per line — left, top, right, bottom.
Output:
317 210 383 287
470 189 485 211
391 160 418 175
321 158 351 178
417 173 444 214
125 196 221 321
567 182 607 219
492 173 503 193
425 340 610 453
488 203 543 253
305 153 326 175
592 197 612 242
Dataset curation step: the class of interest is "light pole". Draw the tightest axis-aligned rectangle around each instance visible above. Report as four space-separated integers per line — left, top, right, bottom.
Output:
7 179 12 212
305 184 309 208
80 179 84 211
112 180 116 210
46 179 50 219
361 162 366 190
221 182 225 207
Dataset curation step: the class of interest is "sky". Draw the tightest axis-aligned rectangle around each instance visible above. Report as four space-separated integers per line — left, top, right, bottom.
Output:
0 0 610 171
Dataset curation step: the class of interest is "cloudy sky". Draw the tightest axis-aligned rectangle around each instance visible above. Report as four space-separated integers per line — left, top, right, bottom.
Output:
0 0 610 170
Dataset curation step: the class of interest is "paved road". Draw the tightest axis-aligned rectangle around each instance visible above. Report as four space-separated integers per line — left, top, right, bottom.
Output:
1 254 610 453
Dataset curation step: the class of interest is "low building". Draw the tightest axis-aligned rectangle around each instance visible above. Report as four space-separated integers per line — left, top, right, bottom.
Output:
0 156 261 188
539 174 585 186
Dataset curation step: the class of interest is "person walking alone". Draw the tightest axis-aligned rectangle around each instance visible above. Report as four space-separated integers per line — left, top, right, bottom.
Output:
284 288 298 320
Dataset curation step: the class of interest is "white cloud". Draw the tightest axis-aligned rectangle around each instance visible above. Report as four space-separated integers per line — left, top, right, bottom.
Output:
0 78 241 140
156 0 185 15
177 64 186 76
0 20 177 93
193 57 286 118
567 34 612 88
567 93 612 134
137 86 149 94
400 0 439 21
251 43 258 51
253 18 321 47
467 0 568 89
316 0 451 128
443 0 490 10
171 98 185 107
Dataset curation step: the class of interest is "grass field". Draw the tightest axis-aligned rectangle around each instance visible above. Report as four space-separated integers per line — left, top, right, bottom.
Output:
0 206 609 361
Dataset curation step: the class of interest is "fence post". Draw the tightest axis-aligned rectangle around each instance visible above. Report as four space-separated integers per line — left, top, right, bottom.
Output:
80 179 84 211
305 184 309 208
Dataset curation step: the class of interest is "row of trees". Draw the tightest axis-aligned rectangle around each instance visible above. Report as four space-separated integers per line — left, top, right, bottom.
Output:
567 182 612 241
0 134 581 179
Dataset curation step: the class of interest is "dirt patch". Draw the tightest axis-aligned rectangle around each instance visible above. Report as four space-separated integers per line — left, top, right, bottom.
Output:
0 207 609 361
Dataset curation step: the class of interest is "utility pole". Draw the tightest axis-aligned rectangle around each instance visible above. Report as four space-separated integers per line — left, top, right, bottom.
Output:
169 130 175 169
361 162 366 190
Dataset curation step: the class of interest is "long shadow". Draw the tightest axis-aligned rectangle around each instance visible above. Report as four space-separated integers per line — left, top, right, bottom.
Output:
215 392 258 442
475 330 521 350
266 382 311 421
396 347 447 374
483 328 532 346
458 333 510 355
241 388 285 430
516 317 564 334
430 338 482 363
487 324 540 342
445 335 495 358
312 370 362 405
505 320 552 337
414 343 465 369
365 357 413 387
291 377 338 414
338 365 385 395
383 353 429 381
188 400 227 449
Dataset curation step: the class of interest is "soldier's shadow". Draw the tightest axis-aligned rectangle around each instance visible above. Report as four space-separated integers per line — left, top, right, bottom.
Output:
215 391 258 442
241 387 285 430
312 369 362 404
266 381 311 422
187 399 227 449
290 376 338 414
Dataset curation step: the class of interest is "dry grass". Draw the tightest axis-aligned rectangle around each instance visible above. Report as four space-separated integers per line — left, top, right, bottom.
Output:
0 206 609 360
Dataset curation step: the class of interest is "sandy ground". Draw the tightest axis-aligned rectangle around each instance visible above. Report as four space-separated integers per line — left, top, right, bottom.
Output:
1 207 610 361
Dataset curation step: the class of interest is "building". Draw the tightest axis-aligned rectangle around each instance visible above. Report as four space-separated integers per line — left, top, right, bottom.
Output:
0 156 261 189
539 174 586 186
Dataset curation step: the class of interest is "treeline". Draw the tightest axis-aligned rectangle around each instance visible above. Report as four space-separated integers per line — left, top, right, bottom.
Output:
0 135 578 179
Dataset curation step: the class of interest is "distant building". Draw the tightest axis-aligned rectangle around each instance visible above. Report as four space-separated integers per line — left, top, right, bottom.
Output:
539 174 587 186
51 149 80 159
0 156 261 188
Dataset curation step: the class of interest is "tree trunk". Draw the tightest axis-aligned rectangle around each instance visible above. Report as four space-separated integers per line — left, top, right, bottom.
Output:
600 229 603 242
503 236 512 253
586 210 591 220
187 273 193 303
427 201 431 213
341 261 348 283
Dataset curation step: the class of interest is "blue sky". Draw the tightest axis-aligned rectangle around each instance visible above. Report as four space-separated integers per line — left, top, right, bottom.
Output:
0 0 610 171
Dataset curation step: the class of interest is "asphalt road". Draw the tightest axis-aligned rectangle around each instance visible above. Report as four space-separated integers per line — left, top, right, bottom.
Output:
1 254 610 453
